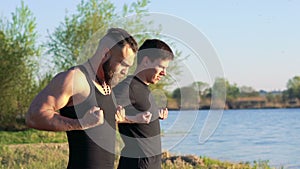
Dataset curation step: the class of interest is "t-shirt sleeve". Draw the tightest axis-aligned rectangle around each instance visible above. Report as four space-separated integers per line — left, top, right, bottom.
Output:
113 81 131 107
129 84 151 111
113 77 154 116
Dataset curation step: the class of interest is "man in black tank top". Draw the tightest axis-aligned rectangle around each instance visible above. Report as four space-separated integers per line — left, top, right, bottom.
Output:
114 39 174 169
26 28 139 169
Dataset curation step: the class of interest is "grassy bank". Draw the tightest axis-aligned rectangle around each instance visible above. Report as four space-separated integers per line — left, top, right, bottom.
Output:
0 129 67 145
0 143 68 169
0 130 276 169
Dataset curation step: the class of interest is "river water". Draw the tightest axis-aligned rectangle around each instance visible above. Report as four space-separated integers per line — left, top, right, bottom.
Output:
160 108 300 168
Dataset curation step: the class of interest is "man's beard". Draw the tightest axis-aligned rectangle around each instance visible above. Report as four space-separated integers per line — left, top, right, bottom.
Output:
110 73 124 88
102 57 114 85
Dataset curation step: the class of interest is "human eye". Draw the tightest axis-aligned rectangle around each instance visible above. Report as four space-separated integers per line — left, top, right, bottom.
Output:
159 65 165 69
120 61 130 67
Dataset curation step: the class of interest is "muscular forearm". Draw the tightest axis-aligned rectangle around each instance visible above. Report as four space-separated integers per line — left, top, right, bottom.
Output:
117 113 152 124
117 115 137 123
26 106 103 131
26 110 83 131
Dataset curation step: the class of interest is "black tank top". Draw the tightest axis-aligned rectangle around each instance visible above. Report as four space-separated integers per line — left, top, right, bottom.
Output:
60 65 116 169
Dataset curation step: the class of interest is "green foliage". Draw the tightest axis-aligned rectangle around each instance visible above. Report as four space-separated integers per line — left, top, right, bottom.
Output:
172 79 242 109
46 0 184 91
172 88 181 100
211 77 226 100
212 77 239 103
161 154 275 169
46 0 153 73
226 83 239 101
172 84 201 109
252 160 273 169
286 76 300 99
192 81 210 96
266 92 283 104
0 1 41 130
170 76 300 109
239 86 259 97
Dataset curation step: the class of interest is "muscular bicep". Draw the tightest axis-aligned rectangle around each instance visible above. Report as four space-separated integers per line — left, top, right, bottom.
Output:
34 72 74 111
25 68 93 131
26 70 78 128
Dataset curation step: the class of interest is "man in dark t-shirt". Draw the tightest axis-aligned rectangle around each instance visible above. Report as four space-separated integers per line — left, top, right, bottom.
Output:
114 39 174 169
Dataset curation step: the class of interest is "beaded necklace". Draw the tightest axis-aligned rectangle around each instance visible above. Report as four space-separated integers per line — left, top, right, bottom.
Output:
87 59 110 95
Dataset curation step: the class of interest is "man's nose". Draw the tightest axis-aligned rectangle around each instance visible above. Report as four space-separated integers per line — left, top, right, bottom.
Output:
121 67 129 75
160 69 167 76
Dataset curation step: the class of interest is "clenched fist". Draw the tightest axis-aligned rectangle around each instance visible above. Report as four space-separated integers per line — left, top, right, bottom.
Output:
158 108 168 120
115 105 152 124
115 105 126 123
80 106 104 129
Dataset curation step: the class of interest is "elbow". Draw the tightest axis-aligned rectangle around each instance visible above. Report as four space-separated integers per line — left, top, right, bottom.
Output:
25 111 61 131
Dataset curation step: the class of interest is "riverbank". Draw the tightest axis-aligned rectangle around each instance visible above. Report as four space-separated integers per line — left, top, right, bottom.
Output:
166 96 300 110
167 105 300 111
0 143 274 169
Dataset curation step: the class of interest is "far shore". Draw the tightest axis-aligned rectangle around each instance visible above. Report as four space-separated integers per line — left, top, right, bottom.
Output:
167 105 300 111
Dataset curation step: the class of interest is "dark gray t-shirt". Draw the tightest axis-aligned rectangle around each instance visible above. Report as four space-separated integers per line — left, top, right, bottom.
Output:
114 75 162 158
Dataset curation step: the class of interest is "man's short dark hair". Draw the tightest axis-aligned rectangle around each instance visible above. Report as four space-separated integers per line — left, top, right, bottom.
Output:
137 39 174 64
102 28 138 53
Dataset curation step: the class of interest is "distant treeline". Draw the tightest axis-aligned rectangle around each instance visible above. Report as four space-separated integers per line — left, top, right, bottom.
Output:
165 76 300 110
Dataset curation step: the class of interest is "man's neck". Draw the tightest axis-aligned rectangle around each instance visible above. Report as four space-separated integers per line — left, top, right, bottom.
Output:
86 58 106 84
135 73 149 86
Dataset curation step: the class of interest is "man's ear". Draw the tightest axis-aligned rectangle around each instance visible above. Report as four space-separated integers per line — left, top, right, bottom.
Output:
142 56 150 66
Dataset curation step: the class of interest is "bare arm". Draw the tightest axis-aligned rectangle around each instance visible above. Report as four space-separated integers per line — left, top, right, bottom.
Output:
115 106 168 123
115 106 152 124
120 107 168 123
26 69 103 131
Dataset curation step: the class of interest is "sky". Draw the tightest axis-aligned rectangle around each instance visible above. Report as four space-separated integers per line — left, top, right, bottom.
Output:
1 0 299 91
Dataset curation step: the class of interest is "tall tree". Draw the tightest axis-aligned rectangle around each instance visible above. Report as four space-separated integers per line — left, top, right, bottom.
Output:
239 85 259 97
46 0 184 92
286 76 300 99
212 77 239 106
191 81 210 96
46 0 153 73
172 82 202 109
0 2 41 129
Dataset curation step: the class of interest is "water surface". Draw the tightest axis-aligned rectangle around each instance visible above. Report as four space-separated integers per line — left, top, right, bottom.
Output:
161 108 300 168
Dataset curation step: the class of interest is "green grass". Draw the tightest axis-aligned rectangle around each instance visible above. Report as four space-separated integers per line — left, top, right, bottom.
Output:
161 153 276 169
0 129 67 145
0 143 68 169
0 143 276 169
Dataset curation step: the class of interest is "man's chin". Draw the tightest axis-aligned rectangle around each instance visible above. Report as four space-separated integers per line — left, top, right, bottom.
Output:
111 76 124 87
151 80 158 84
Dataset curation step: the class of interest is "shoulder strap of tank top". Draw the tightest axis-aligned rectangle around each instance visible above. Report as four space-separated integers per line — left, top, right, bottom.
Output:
77 65 95 94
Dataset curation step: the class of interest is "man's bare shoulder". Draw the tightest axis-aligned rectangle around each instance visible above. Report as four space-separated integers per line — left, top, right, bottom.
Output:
70 66 90 93
45 67 88 94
